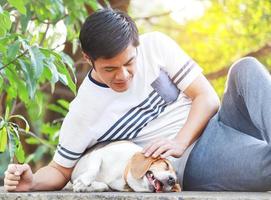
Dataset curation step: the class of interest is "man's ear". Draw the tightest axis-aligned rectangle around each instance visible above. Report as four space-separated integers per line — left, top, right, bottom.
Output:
130 152 159 179
82 52 95 69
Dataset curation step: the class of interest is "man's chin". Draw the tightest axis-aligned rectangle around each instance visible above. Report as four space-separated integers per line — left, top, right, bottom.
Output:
112 86 129 92
111 82 130 92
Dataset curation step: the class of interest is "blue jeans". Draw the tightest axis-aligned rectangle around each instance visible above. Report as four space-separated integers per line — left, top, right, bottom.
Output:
183 57 271 191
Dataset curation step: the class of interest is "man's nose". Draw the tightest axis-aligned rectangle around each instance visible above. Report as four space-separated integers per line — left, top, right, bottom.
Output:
115 67 129 80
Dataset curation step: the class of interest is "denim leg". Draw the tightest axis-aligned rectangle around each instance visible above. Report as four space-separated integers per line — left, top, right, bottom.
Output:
183 115 271 191
183 57 271 191
218 57 271 142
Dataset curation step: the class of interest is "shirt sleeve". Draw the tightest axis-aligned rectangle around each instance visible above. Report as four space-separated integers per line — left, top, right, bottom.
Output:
151 32 203 92
53 94 96 168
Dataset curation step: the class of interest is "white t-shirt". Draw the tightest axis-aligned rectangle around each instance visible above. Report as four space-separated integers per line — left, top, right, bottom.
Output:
53 31 203 184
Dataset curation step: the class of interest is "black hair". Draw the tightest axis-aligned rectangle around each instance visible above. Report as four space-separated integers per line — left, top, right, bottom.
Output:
79 8 139 62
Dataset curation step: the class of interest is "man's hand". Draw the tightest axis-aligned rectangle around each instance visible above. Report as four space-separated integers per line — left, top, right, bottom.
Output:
142 138 187 158
4 164 34 192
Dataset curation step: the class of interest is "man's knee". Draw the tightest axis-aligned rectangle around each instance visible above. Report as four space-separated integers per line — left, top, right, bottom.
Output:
226 57 267 90
229 57 262 76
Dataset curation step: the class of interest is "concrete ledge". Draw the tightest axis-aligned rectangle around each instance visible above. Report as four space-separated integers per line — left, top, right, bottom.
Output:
1 187 271 200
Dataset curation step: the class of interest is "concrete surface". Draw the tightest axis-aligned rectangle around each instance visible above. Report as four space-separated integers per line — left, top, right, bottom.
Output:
0 187 271 200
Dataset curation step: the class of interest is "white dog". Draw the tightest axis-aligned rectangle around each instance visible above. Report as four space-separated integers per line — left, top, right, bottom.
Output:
71 141 181 192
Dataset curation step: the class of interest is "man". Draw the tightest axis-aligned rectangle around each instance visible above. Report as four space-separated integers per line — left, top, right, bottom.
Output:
4 9 271 192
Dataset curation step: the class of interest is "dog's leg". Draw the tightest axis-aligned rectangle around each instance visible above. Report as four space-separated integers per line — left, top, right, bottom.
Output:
73 181 110 192
73 153 102 192
109 179 133 192
88 181 110 192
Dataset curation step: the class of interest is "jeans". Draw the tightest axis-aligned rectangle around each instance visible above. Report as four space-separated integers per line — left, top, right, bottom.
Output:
183 57 271 191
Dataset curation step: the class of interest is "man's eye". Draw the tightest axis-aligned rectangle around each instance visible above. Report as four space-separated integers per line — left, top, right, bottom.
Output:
125 61 134 66
104 68 114 72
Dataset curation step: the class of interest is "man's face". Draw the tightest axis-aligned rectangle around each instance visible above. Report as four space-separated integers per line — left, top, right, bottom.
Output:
89 44 137 93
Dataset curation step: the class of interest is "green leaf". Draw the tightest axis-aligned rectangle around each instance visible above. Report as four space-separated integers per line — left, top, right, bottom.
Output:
86 0 101 11
20 10 31 33
41 123 60 136
7 40 20 61
57 61 76 95
45 56 59 84
28 46 45 78
17 79 29 104
15 142 25 163
5 106 10 121
7 0 26 15
0 11 11 37
47 104 67 116
9 115 30 133
57 99 69 110
60 52 77 83
0 72 3 91
0 26 6 37
18 59 37 99
58 72 68 85
9 122 20 139
6 85 17 101
0 36 10 53
25 137 39 145
25 153 34 164
0 11 11 30
7 129 16 163
0 127 7 152
5 65 19 99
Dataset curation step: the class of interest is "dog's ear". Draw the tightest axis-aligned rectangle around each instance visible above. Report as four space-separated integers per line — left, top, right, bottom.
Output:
130 152 159 179
171 183 182 192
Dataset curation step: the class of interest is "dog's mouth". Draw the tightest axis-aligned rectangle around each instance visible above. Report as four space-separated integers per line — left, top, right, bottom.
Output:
146 171 163 192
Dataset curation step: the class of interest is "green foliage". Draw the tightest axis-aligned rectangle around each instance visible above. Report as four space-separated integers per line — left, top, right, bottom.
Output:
0 0 100 166
24 99 69 164
0 106 29 163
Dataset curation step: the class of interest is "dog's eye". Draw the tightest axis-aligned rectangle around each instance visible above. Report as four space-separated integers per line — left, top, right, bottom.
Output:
164 162 169 170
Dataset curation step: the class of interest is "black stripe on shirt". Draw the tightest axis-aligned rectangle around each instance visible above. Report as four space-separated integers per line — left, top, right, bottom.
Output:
172 60 192 82
97 90 157 141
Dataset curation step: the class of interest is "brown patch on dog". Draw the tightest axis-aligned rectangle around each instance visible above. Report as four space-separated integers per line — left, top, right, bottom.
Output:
130 152 161 179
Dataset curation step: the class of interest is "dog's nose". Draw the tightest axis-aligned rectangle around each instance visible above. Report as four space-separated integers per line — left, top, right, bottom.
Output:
167 176 176 186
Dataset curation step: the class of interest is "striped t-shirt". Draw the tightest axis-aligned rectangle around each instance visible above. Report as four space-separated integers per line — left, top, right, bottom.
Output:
53 31 203 184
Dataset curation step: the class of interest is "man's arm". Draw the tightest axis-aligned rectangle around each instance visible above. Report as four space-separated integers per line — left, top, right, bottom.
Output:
143 74 220 158
174 74 220 151
4 161 73 192
31 161 73 191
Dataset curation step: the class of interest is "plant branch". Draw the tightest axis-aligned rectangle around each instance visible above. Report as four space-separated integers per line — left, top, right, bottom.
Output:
0 49 29 71
39 23 50 46
206 43 271 80
19 128 55 150
134 10 173 21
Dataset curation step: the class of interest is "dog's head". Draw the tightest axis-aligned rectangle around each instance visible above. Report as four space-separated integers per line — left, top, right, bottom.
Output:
128 152 181 192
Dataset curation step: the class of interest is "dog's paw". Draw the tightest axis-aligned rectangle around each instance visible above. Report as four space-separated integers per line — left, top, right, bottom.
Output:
73 179 90 192
90 181 110 192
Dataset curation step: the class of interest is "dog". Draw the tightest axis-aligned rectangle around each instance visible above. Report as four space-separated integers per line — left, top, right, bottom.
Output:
71 141 181 192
